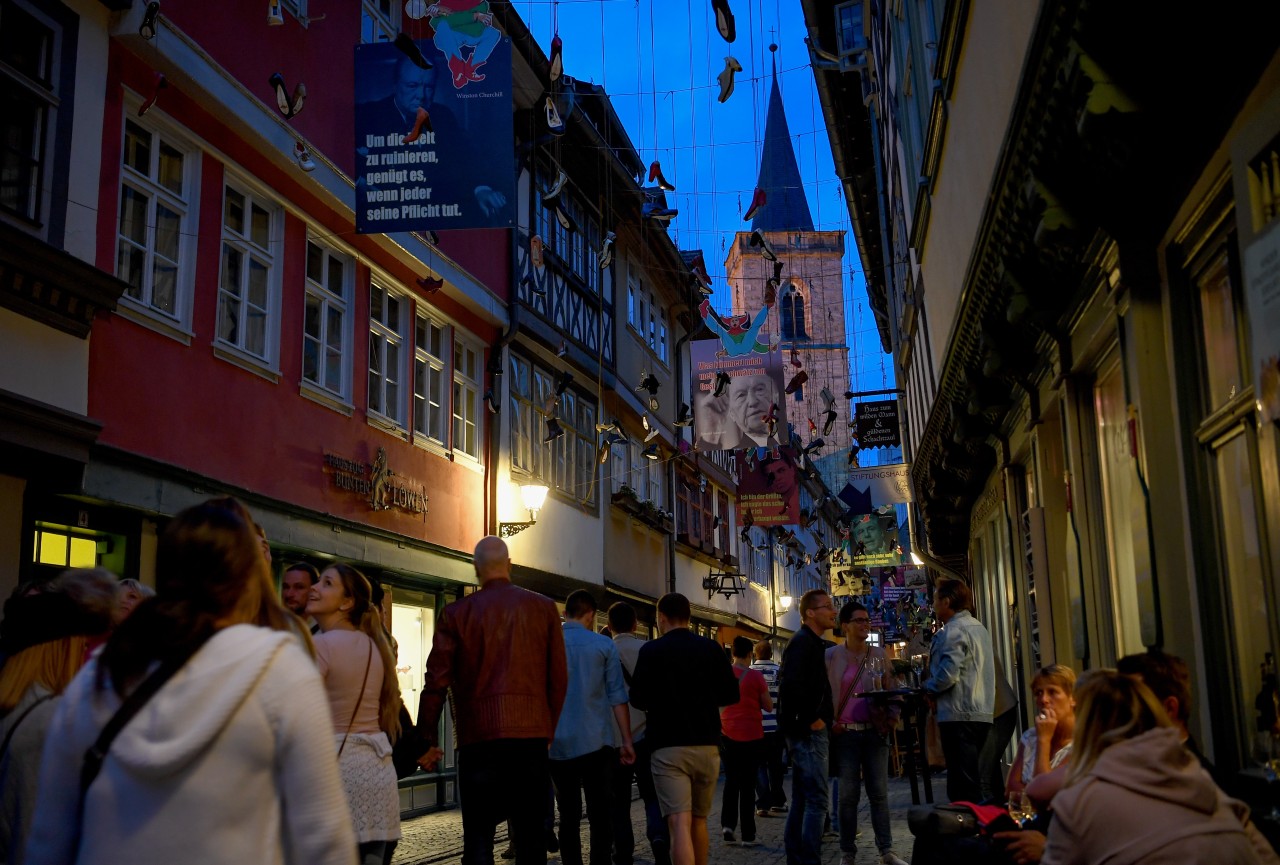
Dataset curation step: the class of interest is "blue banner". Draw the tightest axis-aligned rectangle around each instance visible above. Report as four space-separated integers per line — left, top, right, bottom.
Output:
354 32 513 233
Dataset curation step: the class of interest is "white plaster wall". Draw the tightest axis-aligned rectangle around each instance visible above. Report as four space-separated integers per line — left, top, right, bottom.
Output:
919 0 1039 383
0 308 90 414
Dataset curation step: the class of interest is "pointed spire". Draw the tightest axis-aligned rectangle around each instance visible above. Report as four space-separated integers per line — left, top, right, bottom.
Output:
752 46 814 234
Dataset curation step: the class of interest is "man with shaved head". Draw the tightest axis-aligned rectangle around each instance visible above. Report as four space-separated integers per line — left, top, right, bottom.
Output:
418 536 569 865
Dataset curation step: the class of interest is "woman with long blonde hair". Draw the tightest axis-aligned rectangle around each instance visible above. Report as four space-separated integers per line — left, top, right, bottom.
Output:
0 568 115 864
1041 671 1279 865
307 563 402 865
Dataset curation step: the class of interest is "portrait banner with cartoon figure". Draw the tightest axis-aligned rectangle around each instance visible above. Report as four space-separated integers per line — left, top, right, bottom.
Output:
690 337 786 452
735 446 801 528
354 31 513 234
846 509 902 567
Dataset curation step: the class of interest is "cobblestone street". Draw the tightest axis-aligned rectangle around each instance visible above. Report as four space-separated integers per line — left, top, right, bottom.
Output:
394 774 919 865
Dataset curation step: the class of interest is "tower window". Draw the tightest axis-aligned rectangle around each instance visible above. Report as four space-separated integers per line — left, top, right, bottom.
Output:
780 284 808 340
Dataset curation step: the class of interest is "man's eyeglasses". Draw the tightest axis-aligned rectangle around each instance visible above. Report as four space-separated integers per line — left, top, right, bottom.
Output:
850 617 871 624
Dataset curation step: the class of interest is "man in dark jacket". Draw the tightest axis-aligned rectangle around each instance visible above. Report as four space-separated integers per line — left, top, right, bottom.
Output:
778 589 838 865
629 593 740 865
418 536 568 865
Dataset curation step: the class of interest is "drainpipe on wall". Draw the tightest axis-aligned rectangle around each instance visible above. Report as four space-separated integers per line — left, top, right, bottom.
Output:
670 323 693 597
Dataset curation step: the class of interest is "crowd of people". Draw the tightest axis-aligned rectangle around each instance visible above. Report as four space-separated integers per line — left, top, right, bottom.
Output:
1 501 1278 865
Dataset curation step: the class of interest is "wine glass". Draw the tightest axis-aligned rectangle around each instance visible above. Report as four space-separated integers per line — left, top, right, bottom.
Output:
910 654 925 689
868 656 884 690
1007 791 1034 828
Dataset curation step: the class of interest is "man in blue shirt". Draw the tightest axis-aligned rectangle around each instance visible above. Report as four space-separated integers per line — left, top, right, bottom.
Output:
551 590 635 865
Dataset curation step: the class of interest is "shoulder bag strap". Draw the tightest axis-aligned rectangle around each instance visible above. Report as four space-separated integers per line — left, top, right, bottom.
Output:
834 651 870 722
1 693 55 759
337 638 374 758
81 637 211 801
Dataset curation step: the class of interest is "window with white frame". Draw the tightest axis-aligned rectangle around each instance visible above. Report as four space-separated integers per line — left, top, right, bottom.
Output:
628 441 663 504
217 182 277 361
413 315 448 446
302 239 350 398
656 307 668 363
452 338 482 459
0 0 56 224
368 282 406 425
509 353 596 503
360 0 396 42
116 118 194 323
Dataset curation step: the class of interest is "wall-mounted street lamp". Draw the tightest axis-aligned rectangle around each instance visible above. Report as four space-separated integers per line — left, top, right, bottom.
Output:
778 594 793 612
910 551 924 566
499 484 550 538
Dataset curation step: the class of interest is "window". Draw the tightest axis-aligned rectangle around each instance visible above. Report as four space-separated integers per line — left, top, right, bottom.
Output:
657 309 668 363
509 353 596 503
452 339 482 459
534 169 601 292
360 0 397 42
628 280 638 327
302 239 350 398
116 118 194 323
368 282 406 424
0 0 54 223
676 476 718 546
780 284 808 340
217 182 277 361
834 1 867 57
414 315 448 446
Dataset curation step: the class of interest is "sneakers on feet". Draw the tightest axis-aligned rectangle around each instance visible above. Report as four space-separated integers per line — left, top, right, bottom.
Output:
722 828 736 845
740 839 759 847
881 853 909 865
755 809 770 818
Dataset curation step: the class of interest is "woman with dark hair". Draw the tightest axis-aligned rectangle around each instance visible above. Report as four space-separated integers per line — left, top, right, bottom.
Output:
0 568 115 864
307 563 402 865
23 498 354 865
1042 671 1279 865
825 602 907 865
719 635 772 847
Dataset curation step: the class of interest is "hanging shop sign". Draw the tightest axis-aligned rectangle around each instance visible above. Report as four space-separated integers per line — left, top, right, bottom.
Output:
854 400 901 447
323 448 429 516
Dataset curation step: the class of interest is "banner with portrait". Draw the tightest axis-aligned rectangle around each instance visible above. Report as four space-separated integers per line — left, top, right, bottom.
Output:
690 339 787 452
354 34 514 234
846 509 902 567
735 446 802 528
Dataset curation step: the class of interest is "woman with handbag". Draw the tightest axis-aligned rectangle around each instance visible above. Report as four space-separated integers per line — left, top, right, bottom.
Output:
825 602 908 865
23 498 356 865
308 564 403 865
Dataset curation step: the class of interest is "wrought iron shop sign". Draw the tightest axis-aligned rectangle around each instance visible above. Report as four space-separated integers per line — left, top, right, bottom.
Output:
323 448 429 516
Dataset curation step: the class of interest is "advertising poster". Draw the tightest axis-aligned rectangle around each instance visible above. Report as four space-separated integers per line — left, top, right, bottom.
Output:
735 446 802 528
354 34 514 234
691 338 787 451
1244 220 1280 422
848 509 902 567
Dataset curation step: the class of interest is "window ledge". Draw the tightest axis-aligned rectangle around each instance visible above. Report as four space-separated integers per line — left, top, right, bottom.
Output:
213 344 279 383
299 381 354 416
413 434 452 460
367 412 411 441
451 450 486 474
113 300 194 345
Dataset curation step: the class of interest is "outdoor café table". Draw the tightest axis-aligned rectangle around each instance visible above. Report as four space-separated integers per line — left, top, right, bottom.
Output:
855 686 933 805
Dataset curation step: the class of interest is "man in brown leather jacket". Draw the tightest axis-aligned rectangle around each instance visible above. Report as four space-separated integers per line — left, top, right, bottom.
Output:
418 535 569 865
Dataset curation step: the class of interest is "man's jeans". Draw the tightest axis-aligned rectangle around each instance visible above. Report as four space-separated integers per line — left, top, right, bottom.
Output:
550 746 614 865
755 730 787 810
783 728 829 865
939 721 991 804
832 729 893 855
458 738 550 865
610 740 669 865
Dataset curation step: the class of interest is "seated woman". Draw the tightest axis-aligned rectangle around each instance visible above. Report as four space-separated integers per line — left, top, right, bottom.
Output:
1007 665 1077 802
1042 671 1280 865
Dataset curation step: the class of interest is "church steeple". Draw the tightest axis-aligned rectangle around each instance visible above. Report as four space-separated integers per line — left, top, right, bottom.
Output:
752 50 814 234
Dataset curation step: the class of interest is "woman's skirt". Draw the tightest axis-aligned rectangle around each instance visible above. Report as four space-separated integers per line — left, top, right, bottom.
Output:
335 732 402 844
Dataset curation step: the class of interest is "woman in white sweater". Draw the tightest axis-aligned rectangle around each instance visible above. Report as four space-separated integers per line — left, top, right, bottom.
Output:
307 563 402 865
23 498 356 865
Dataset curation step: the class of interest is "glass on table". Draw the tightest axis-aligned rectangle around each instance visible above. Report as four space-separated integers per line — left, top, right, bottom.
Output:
868 656 884 690
1007 791 1035 828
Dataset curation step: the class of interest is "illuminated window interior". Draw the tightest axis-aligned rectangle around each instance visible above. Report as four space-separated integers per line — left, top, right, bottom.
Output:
32 525 110 569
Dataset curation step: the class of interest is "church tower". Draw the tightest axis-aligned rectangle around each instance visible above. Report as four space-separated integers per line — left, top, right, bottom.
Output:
725 55 851 494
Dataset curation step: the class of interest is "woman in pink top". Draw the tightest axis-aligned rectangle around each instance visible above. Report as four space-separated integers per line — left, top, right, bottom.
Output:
824 602 907 865
308 564 403 865
719 636 773 847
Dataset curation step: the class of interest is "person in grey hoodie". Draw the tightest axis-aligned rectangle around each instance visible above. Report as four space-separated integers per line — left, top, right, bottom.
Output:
23 498 355 865
1042 671 1279 865
923 579 994 803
